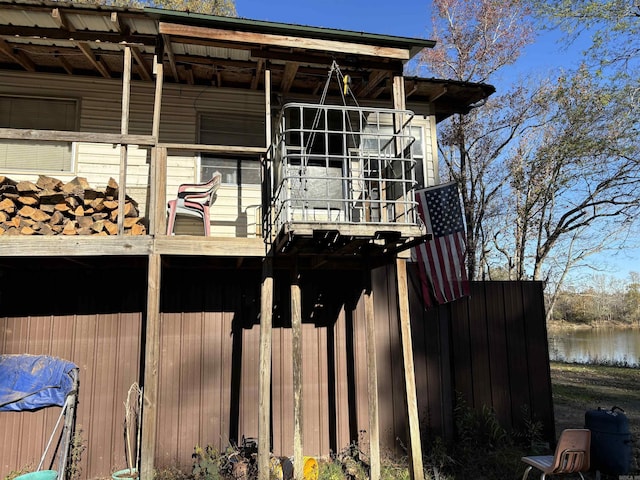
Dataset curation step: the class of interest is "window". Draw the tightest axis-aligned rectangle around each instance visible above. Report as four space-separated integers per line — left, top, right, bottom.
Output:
201 157 260 185
198 112 263 185
0 96 78 172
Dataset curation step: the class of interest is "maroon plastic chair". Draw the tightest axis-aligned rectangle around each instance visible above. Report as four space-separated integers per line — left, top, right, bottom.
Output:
166 172 222 236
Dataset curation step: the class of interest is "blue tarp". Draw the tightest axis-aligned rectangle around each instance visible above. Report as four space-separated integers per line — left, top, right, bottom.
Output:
0 355 78 412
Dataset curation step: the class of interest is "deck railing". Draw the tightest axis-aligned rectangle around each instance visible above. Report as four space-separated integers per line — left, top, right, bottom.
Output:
267 103 421 241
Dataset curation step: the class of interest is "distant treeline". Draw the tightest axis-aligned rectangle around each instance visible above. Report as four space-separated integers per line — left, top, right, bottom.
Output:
550 274 640 326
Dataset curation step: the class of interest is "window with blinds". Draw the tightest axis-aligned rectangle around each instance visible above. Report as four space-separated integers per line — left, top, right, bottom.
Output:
198 111 264 185
0 96 78 172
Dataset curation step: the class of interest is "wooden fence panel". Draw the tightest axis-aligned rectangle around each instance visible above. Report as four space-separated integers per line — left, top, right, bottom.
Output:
0 257 553 479
407 273 555 445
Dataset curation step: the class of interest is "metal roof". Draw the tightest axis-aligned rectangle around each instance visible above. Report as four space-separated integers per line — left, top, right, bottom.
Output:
0 0 494 114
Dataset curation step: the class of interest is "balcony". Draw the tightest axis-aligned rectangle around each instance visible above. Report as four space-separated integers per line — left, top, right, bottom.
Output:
266 103 426 255
0 103 427 259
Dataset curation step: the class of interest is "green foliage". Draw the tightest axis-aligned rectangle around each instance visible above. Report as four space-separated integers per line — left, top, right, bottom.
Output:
380 461 410 480
191 445 222 480
318 459 347 480
438 394 542 479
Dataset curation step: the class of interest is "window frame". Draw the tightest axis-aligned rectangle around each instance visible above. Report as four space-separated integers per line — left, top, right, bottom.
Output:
0 94 80 174
197 110 264 186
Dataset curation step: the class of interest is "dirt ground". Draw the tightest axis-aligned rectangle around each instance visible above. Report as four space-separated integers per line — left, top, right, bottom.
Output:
550 362 640 479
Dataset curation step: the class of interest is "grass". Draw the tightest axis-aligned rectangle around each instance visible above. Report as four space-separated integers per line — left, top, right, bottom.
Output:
550 361 640 477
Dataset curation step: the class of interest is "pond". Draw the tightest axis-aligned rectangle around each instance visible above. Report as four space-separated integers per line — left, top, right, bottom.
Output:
548 327 640 367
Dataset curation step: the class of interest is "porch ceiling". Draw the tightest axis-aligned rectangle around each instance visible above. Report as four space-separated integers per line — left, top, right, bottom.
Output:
0 0 494 114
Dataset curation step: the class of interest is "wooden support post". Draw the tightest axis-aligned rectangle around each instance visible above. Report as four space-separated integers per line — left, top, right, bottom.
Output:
141 253 161 479
264 68 271 151
258 257 274 480
291 263 304 480
396 258 425 480
149 147 167 235
149 59 164 235
263 68 271 239
364 268 381 480
118 46 131 235
392 75 408 221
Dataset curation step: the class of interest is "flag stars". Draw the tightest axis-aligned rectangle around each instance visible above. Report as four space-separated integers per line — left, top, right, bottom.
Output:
425 184 464 237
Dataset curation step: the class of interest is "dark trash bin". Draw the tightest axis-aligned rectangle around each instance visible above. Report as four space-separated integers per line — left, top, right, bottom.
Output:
584 406 632 475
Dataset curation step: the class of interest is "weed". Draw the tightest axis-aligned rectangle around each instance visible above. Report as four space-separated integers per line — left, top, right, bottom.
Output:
317 458 346 480
66 429 86 480
153 466 192 480
3 466 32 480
192 445 222 480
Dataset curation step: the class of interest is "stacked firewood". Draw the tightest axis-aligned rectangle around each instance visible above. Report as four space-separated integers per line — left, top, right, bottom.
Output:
0 175 146 236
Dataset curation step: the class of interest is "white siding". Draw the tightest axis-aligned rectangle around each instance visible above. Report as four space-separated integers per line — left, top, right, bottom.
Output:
0 72 266 237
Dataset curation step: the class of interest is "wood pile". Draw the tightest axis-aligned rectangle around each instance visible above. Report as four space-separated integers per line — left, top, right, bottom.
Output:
0 175 146 236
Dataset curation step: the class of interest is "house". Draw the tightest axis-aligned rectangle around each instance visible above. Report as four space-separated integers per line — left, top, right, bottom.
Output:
0 2 554 480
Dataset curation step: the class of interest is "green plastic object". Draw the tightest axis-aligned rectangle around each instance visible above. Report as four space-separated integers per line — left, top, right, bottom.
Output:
14 472 57 480
112 468 138 479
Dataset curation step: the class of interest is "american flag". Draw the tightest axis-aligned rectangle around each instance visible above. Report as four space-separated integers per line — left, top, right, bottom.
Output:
412 182 470 308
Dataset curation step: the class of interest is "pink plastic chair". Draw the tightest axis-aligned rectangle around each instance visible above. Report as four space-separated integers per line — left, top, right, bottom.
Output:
166 172 222 236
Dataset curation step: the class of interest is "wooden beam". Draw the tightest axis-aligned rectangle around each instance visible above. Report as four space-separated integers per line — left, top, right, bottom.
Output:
159 23 411 60
152 57 164 139
110 12 124 34
75 42 111 78
291 264 304 480
141 252 161 480
153 147 167 237
364 269 381 480
371 85 387 99
158 143 266 155
55 53 74 75
0 25 156 45
281 62 298 94
264 68 272 153
51 8 74 31
251 48 403 72
405 80 419 98
251 58 264 90
153 236 265 256
131 46 152 81
118 46 131 235
356 70 388 98
427 85 448 102
161 34 179 82
0 128 155 145
396 258 425 480
258 258 274 480
0 39 36 72
184 65 195 85
0 237 152 257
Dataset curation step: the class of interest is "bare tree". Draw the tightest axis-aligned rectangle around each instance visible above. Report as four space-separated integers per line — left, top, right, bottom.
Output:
419 0 536 280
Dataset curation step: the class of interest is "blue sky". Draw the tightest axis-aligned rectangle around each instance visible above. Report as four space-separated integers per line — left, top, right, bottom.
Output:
237 0 432 38
237 0 640 281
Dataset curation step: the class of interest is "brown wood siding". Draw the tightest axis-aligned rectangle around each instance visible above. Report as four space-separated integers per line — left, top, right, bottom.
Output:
409 275 555 444
0 257 553 479
0 257 146 479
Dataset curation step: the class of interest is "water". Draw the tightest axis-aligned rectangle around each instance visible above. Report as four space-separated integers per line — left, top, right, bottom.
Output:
548 327 640 367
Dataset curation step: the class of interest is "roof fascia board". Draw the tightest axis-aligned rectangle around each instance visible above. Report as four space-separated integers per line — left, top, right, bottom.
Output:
148 7 434 56
159 22 412 60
